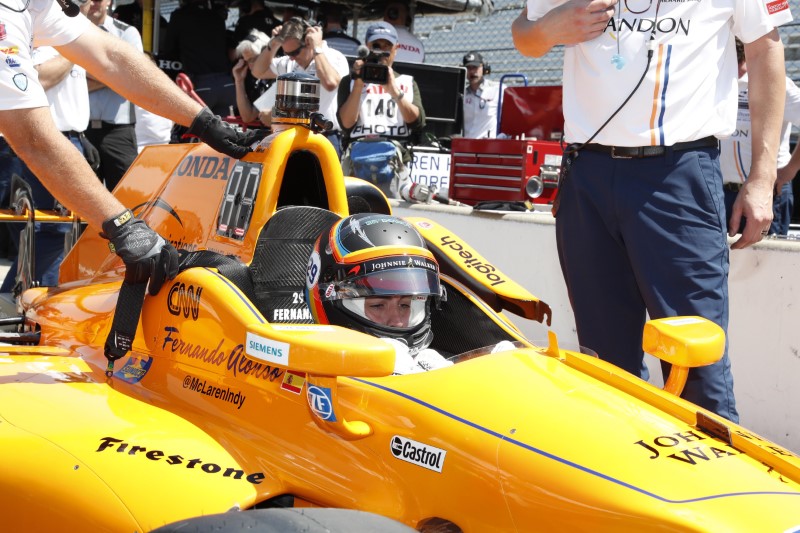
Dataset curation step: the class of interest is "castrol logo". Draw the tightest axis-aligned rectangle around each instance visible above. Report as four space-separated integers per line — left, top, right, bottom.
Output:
390 436 447 473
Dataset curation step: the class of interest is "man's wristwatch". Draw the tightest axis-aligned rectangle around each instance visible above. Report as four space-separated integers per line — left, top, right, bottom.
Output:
313 46 323 57
395 89 406 102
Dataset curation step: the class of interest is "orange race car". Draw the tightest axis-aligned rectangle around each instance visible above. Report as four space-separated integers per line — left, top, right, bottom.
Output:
0 74 799 532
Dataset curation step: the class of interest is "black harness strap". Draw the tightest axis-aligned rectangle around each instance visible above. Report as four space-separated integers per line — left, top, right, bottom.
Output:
177 250 255 299
103 251 253 376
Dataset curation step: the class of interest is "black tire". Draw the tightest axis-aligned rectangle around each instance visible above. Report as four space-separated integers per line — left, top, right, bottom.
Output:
150 508 418 533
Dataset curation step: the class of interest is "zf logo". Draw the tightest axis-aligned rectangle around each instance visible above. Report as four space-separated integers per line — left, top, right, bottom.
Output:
307 385 336 421
168 282 202 320
390 436 446 473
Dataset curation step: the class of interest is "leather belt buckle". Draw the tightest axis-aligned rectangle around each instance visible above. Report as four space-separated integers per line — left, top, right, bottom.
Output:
610 146 634 159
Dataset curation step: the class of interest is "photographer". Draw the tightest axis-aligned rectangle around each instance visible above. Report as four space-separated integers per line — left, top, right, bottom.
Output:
250 16 348 156
337 22 425 198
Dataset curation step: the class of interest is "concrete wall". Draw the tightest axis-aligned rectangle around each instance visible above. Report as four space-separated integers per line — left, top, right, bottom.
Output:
394 203 800 453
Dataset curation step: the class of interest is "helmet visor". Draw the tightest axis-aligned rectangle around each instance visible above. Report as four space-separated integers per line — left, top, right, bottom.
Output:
322 268 441 300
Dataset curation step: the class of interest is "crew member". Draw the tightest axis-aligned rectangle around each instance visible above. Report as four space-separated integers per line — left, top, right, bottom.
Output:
0 43 94 292
320 4 360 57
84 0 141 192
461 51 500 139
720 38 800 236
512 0 791 421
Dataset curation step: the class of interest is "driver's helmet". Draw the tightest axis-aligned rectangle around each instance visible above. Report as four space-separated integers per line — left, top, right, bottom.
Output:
306 213 442 352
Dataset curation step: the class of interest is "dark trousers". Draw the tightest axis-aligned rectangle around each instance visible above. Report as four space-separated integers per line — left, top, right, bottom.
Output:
85 123 137 192
556 146 738 422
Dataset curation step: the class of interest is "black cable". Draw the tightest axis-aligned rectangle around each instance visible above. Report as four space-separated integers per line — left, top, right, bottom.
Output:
563 36 656 155
563 0 663 155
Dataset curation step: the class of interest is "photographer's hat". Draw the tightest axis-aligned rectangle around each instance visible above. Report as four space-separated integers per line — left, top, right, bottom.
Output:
365 22 398 45
463 51 484 67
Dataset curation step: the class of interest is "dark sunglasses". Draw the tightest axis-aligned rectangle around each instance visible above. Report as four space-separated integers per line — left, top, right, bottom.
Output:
285 44 306 58
370 42 393 53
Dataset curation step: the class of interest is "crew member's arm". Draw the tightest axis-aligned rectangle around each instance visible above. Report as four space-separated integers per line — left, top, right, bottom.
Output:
0 107 126 227
35 55 72 91
306 27 341 91
0 106 179 292
89 25 144 92
57 26 202 126
776 140 800 193
512 1 616 58
58 25 260 158
730 30 785 249
250 24 282 80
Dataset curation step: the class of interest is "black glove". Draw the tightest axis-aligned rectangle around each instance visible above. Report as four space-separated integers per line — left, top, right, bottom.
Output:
186 107 265 158
79 132 101 171
101 210 179 296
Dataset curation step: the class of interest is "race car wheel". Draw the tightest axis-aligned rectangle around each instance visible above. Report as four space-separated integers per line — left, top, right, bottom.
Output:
150 508 417 532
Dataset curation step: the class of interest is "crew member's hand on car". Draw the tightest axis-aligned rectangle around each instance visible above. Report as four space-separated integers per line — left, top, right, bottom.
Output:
187 107 265 159
101 210 180 295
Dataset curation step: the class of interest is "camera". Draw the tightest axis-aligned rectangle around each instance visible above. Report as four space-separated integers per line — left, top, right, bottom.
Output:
361 51 390 84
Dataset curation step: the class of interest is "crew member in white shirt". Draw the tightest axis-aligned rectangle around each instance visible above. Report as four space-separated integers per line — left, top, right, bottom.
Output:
512 0 792 422
720 38 800 236
461 51 500 139
83 0 142 192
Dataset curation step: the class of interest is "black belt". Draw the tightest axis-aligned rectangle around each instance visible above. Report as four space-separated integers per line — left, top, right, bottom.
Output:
62 130 82 138
723 182 743 192
89 121 134 130
582 136 719 159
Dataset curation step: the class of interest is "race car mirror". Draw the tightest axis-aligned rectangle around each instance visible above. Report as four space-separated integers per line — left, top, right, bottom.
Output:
642 316 725 396
244 322 395 377
243 323 395 440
